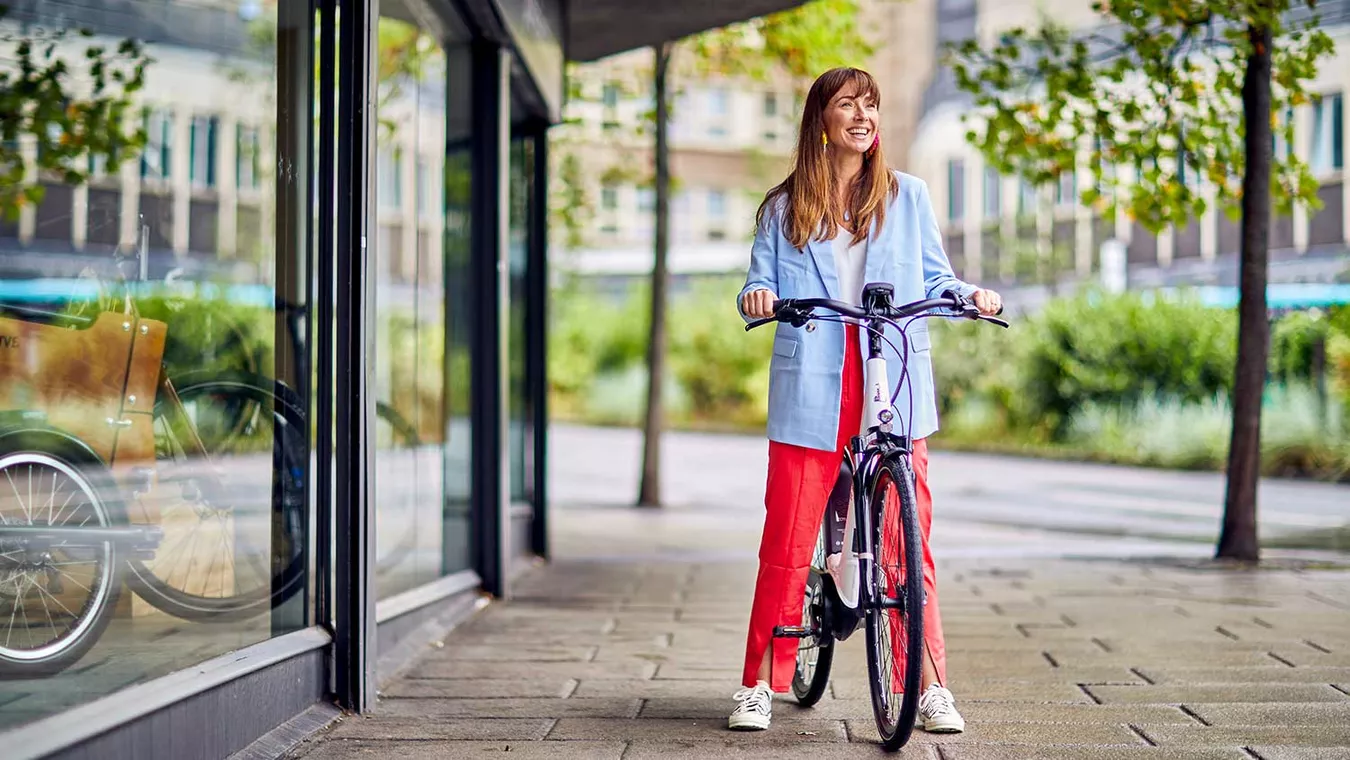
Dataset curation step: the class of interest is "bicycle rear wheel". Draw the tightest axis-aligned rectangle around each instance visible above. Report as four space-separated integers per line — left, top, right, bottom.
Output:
791 519 834 706
863 456 925 751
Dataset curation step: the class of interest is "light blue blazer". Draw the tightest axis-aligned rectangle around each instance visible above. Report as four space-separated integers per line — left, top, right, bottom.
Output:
737 170 977 452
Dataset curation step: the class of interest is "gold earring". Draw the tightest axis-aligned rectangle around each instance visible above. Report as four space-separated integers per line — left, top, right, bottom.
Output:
822 131 828 147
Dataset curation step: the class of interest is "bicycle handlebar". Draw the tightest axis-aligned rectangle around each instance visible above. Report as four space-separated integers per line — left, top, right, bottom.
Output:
744 291 1009 332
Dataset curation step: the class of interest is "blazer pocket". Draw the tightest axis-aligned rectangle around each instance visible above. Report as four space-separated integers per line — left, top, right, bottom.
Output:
773 335 799 359
909 326 931 354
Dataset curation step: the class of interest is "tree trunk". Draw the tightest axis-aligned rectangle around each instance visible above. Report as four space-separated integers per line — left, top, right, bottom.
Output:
638 42 673 508
1217 23 1273 562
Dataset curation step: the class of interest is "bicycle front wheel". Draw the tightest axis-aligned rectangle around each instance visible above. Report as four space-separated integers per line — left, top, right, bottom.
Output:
863 456 925 751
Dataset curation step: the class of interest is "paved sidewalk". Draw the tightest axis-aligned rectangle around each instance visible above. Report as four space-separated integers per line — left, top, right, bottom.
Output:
292 428 1350 759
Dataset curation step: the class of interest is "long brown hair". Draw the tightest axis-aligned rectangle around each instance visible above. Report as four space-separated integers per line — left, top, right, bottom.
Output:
756 67 898 249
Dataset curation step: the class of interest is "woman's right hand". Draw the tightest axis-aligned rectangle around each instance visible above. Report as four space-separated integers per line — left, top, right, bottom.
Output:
742 289 777 319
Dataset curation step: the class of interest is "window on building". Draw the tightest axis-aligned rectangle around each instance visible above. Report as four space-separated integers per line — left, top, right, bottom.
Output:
946 159 965 222
140 108 173 180
763 93 777 118
636 187 654 212
1311 92 1344 173
377 146 402 210
189 115 218 189
236 125 260 190
1273 106 1295 161
707 189 726 218
602 82 620 109
601 184 619 210
1018 178 1038 216
1055 167 1076 207
982 167 1000 218
708 88 729 138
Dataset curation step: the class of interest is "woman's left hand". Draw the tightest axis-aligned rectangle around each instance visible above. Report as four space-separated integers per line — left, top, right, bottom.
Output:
972 288 1003 316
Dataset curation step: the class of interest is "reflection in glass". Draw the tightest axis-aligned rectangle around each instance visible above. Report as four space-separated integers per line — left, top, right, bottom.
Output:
373 18 453 598
0 0 310 729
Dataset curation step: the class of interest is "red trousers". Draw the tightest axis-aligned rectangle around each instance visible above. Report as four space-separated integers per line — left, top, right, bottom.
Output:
742 325 948 692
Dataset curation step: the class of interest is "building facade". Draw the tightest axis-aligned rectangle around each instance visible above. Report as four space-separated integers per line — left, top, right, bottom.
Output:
553 0 937 283
909 0 1350 290
0 0 801 757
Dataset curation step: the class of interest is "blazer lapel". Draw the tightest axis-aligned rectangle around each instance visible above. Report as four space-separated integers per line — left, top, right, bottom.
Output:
807 236 841 301
863 213 890 286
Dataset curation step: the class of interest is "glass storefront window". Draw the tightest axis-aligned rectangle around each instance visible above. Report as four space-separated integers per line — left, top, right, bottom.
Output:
373 16 473 598
0 0 312 729
508 137 533 505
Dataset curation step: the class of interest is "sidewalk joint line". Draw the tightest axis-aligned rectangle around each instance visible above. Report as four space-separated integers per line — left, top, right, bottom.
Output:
562 679 579 698
1330 684 1350 697
1060 614 1077 627
1215 626 1240 641
1252 616 1274 629
1242 747 1266 760
1090 637 1112 653
934 745 950 760
1129 668 1155 685
541 718 561 740
990 603 1005 616
1304 639 1332 654
1267 652 1297 668
1127 723 1157 746
632 698 646 718
1173 606 1192 618
1178 705 1211 726
1308 592 1350 611
619 740 634 759
1042 652 1060 668
1077 684 1102 704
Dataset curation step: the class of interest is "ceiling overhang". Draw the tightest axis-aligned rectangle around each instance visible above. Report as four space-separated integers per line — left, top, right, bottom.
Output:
566 0 810 62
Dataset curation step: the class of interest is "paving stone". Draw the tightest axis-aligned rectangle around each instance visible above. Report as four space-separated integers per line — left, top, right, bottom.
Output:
326 717 554 741
1139 724 1350 747
379 679 576 699
1246 748 1350 760
830 678 1093 703
951 702 1197 725
376 698 639 719
846 719 1146 745
1135 666 1350 685
621 740 937 759
1186 702 1350 726
1046 650 1285 669
571 679 740 699
933 745 1250 760
293 739 625 759
547 718 848 742
411 660 657 680
1087 684 1350 704
430 645 596 662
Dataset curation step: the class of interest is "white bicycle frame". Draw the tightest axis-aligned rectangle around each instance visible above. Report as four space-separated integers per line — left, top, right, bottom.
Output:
829 344 900 611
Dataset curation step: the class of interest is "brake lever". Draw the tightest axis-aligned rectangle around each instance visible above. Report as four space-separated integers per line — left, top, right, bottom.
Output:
978 315 1011 329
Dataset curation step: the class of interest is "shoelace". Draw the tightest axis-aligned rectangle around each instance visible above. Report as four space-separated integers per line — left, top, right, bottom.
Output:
732 686 771 714
920 687 954 716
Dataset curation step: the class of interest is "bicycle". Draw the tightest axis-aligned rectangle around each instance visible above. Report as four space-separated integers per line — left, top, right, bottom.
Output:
0 250 310 677
744 282 1007 750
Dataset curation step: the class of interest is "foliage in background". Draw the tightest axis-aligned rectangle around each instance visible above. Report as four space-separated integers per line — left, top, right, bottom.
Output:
548 279 1350 482
946 0 1334 230
0 5 150 219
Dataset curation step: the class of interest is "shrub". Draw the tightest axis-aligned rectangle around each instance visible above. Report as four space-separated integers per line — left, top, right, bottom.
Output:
1020 289 1236 436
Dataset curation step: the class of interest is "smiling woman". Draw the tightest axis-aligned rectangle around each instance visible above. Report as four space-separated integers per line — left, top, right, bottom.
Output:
731 66 1003 738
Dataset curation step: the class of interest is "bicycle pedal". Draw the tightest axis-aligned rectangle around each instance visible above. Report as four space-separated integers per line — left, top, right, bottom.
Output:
773 625 813 638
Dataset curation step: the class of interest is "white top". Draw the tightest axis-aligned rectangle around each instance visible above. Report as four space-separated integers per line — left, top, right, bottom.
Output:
831 225 868 306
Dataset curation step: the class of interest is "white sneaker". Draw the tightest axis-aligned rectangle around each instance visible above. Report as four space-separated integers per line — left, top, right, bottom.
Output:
918 684 965 733
728 682 773 730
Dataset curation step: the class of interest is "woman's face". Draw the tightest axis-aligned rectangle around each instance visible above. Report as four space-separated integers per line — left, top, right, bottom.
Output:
822 86 879 156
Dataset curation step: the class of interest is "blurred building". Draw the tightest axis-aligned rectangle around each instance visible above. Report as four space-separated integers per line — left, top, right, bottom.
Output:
910 0 1350 292
0 0 808 758
553 0 941 285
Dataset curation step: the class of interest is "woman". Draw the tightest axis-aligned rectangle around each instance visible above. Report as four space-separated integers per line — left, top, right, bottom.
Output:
729 67 1001 734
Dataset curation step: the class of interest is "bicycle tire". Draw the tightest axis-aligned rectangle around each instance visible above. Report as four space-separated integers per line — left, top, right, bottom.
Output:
863 455 925 751
0 442 124 678
128 373 307 622
791 520 834 706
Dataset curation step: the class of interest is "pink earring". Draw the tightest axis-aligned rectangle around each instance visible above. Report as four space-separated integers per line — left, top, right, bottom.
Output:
867 134 880 159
